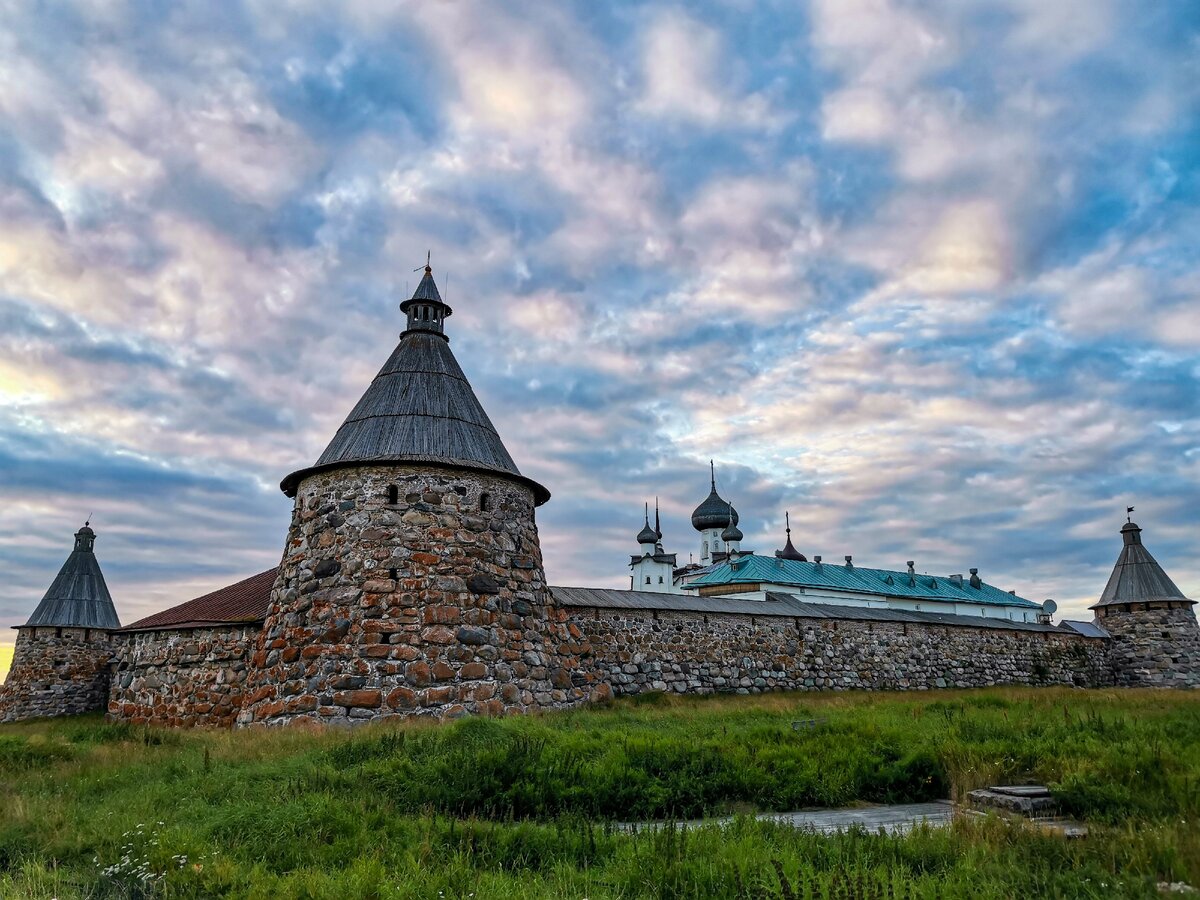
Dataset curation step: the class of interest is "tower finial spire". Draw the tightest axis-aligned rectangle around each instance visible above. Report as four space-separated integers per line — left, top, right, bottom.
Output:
655 497 662 539
1127 505 1134 523
644 501 650 526
710 459 715 490
785 510 791 537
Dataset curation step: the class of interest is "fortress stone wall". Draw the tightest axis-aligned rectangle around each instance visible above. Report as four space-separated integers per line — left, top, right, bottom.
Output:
1098 603 1200 688
94 595 1117 730
236 465 591 727
0 628 115 723
570 607 1113 696
107 625 259 728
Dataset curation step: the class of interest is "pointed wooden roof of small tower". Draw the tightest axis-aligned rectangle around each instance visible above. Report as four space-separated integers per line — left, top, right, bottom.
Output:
20 524 121 630
281 261 550 504
1090 518 1194 610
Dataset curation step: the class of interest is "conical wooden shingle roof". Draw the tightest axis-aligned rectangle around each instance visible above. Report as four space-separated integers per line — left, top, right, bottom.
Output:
22 525 121 630
281 265 549 504
1091 520 1193 610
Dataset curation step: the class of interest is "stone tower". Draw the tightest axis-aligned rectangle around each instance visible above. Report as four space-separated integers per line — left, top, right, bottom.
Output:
1091 518 1200 688
0 523 122 722
238 263 588 726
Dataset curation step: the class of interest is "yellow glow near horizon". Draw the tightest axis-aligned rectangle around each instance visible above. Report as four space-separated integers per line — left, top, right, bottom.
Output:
0 641 12 682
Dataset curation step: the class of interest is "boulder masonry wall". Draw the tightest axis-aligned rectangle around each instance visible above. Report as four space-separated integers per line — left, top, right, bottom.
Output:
236 465 591 727
1099 604 1200 688
108 625 260 728
570 607 1113 695
0 628 115 723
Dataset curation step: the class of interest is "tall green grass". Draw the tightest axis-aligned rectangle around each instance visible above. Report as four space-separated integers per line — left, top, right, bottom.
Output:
1 687 1197 898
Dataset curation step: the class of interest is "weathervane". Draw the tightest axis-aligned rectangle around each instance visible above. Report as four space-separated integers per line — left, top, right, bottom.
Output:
1127 506 1135 523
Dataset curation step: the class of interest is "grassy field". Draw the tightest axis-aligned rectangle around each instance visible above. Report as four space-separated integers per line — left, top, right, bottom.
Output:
1 687 1198 898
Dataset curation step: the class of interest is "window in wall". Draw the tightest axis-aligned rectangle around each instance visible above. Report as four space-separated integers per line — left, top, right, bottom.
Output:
387 485 399 505
55 628 62 639
703 541 709 556
645 576 651 585
658 576 664 584
480 492 491 512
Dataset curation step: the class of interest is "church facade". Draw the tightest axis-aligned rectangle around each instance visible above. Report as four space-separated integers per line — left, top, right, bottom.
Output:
629 479 1047 623
2 266 1197 727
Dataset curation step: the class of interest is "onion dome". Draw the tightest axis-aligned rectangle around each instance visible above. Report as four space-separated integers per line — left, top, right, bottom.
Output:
23 523 121 629
637 503 659 545
776 512 807 562
721 520 743 543
691 461 738 531
280 258 549 504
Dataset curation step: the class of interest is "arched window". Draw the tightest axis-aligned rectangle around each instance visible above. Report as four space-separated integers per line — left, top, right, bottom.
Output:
658 576 664 584
387 485 399 505
703 541 709 556
480 492 491 512
645 576 651 584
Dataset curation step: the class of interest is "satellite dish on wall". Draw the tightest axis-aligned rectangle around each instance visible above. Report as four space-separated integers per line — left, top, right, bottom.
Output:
1042 599 1058 615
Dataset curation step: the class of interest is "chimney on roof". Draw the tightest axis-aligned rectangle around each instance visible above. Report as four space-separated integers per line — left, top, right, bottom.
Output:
969 567 982 589
950 574 963 587
844 555 853 568
814 555 822 567
906 561 916 587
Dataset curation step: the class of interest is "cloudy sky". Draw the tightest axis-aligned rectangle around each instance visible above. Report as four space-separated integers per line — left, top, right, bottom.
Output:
1 0 1198 663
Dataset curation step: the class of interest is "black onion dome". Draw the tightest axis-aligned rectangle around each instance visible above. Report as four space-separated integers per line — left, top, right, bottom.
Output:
692 490 738 530
637 521 659 544
691 467 738 531
777 535 806 562
776 512 807 561
721 521 743 542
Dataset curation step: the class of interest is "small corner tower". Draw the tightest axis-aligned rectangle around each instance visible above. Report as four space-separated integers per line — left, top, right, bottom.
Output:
0 523 121 722
691 462 738 565
239 258 583 727
1091 516 1200 688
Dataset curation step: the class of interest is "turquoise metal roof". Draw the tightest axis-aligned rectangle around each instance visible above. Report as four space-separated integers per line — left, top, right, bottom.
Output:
687 555 1041 609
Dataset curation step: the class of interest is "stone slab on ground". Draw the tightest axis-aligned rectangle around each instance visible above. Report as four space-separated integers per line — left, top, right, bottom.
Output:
989 785 1052 798
625 801 956 835
968 787 1058 815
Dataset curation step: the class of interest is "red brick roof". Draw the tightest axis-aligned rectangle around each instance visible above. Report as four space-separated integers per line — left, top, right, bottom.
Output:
120 568 277 632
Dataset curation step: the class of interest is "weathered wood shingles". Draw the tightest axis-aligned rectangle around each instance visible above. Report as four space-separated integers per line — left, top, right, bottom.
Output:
315 331 521 475
23 529 121 629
